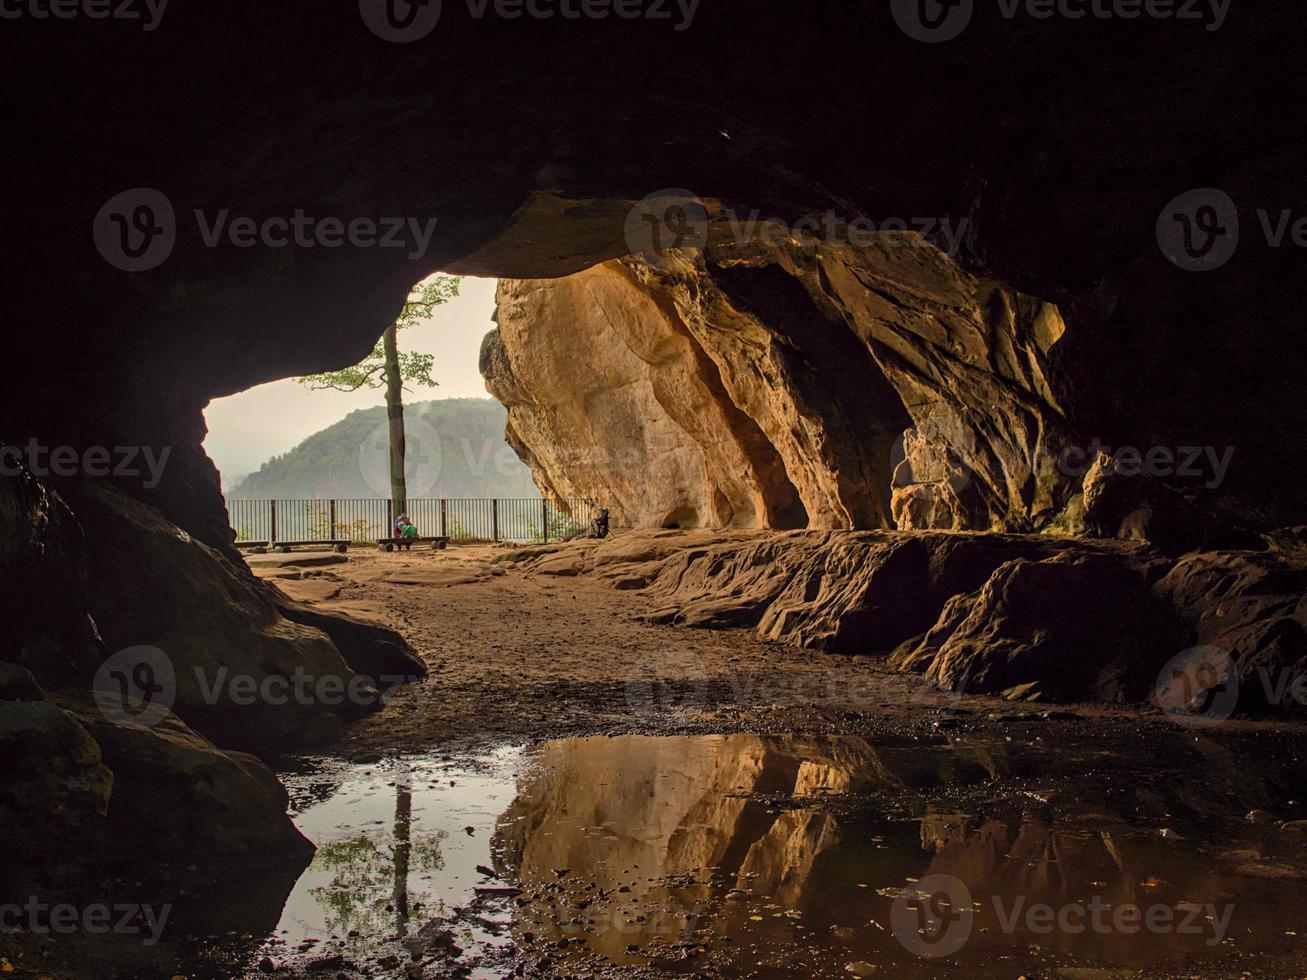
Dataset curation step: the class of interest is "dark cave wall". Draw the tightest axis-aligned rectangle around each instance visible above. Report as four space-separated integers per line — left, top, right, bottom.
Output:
6 3 1306 549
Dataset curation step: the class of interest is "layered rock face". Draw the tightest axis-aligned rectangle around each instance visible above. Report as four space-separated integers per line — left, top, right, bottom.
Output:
485 239 1080 533
513 529 1306 712
485 265 807 529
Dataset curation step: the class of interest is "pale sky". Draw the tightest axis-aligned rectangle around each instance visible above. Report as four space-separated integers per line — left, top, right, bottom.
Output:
204 276 500 485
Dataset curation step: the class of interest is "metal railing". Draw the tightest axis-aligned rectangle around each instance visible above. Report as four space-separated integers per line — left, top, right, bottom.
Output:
226 497 595 545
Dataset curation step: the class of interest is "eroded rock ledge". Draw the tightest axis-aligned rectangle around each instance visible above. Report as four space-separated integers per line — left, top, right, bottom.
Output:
505 529 1307 711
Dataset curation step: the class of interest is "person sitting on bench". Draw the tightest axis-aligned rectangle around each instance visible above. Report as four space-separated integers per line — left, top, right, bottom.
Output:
393 513 420 550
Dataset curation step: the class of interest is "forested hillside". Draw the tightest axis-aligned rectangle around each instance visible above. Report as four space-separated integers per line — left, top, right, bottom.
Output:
226 398 539 500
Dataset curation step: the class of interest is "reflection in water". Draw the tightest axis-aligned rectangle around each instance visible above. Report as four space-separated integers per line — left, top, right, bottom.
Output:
255 750 520 977
304 792 447 938
146 730 1307 977
492 733 1307 977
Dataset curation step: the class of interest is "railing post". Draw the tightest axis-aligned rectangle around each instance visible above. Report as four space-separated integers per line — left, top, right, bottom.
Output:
329 499 337 540
440 498 447 538
492 499 499 542
386 499 393 538
269 500 277 543
542 499 549 543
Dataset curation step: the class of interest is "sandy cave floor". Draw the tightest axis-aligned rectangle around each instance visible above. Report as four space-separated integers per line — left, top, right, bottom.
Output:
248 536 1307 757
252 539 1109 758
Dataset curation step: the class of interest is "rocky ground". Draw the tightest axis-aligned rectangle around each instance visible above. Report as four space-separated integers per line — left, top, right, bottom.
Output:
248 536 1132 762
9 529 1307 979
249 526 1307 763
239 531 1307 979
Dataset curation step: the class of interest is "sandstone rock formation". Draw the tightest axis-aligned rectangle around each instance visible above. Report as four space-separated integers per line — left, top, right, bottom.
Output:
61 481 421 748
510 529 1306 714
1 466 349 884
486 239 1077 534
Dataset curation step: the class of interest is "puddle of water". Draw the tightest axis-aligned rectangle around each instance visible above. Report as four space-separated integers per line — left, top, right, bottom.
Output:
249 730 1307 978
258 747 523 977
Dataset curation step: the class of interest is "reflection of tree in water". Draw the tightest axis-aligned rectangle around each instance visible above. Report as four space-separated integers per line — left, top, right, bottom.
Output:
308 788 448 938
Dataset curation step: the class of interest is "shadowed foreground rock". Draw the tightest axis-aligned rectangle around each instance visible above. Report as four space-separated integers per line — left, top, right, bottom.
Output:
60 481 419 749
0 468 356 887
1 669 311 892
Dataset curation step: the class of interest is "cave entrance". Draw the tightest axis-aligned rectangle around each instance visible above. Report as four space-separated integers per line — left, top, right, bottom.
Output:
205 275 571 547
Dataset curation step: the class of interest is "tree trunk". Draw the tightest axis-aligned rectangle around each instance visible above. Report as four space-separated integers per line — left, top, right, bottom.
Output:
392 777 412 938
383 324 407 519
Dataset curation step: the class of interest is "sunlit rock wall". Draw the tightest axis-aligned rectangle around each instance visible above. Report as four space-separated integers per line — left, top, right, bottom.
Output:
487 236 1074 532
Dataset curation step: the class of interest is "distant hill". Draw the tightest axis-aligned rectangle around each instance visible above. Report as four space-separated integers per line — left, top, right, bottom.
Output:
226 398 539 500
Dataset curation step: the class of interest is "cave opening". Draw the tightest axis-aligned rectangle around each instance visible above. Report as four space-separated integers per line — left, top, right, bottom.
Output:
10 5 1307 974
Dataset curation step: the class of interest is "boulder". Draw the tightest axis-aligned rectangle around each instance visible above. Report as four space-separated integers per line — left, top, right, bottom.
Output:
1154 550 1307 713
0 697 113 877
893 552 1172 702
73 700 314 862
1081 451 1207 552
61 481 380 749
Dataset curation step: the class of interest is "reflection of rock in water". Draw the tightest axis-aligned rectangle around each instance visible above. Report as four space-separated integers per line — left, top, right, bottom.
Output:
493 731 1307 974
494 734 1004 959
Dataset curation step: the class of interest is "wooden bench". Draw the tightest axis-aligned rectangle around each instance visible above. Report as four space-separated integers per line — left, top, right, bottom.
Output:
377 536 449 552
265 539 350 554
236 540 270 553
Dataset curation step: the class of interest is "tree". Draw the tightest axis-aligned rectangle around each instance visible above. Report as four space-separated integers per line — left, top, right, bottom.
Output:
297 274 461 517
